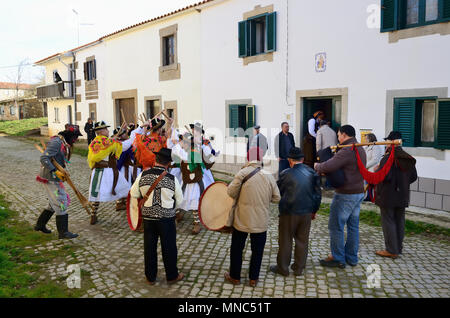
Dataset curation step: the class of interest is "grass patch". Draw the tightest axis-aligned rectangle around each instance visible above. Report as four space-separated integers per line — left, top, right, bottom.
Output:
0 118 48 136
317 203 450 238
0 195 93 297
71 147 88 157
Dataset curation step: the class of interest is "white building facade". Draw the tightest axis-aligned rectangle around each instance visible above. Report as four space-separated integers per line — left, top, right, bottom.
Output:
35 0 450 212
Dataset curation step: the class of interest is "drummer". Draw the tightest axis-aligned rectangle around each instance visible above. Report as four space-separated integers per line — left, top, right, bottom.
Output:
130 148 184 285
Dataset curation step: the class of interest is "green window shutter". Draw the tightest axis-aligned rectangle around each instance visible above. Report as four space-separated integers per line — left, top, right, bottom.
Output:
229 105 239 136
381 0 399 32
440 0 450 21
394 98 416 147
266 12 277 52
436 99 450 149
246 105 255 130
238 21 248 57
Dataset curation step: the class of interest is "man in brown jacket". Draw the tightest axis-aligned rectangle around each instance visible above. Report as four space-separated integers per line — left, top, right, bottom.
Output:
224 147 280 287
314 125 366 268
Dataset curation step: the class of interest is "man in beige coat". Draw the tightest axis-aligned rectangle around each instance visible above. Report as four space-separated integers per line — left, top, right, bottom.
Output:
224 147 281 287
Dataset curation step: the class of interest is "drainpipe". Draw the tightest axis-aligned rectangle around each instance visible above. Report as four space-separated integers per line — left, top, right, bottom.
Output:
59 51 76 125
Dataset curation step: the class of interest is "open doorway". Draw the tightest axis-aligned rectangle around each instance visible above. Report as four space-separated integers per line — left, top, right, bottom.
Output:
302 97 341 139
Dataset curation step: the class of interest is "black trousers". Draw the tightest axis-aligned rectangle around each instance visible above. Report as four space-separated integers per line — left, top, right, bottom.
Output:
230 228 267 281
380 207 405 255
277 214 312 275
143 217 179 282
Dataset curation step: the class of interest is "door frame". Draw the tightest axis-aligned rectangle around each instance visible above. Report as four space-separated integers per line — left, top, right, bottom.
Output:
111 89 138 127
296 88 348 144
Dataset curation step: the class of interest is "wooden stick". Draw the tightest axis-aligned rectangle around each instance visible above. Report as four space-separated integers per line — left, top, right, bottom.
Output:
142 112 148 121
120 108 127 125
160 110 170 120
330 139 401 151
40 138 47 151
139 114 146 124
34 144 94 216
133 113 138 126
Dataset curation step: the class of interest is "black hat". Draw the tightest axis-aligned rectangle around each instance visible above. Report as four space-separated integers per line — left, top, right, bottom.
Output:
58 130 78 146
287 147 304 160
384 131 402 141
154 148 172 161
254 125 261 130
66 124 83 137
151 118 165 131
93 121 110 131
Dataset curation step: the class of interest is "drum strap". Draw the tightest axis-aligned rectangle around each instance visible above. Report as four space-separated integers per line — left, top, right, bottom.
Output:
138 170 168 211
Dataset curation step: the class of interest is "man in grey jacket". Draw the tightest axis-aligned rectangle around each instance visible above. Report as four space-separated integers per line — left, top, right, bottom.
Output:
35 129 81 239
316 120 338 152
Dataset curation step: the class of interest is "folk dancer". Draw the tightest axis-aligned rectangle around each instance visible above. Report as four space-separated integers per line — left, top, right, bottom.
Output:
87 121 132 224
35 128 82 239
133 118 171 170
113 124 144 210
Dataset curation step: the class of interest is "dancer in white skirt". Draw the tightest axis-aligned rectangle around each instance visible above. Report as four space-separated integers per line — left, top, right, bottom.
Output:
112 124 144 210
87 121 135 224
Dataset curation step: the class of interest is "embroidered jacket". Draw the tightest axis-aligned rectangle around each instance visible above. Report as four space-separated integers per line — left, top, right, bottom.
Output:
130 166 183 220
87 135 123 169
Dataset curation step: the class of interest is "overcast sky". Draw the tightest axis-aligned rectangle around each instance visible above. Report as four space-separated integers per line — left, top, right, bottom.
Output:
0 0 200 84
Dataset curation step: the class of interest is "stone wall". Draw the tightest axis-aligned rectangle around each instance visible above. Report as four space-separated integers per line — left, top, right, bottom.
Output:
409 178 450 212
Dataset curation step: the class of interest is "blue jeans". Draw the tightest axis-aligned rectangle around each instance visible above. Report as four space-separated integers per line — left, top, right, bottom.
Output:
328 193 365 265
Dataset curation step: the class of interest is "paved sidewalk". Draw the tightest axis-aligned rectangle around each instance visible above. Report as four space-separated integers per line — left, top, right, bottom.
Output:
0 135 448 298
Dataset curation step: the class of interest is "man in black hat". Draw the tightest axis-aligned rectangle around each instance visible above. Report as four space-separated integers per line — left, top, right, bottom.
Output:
130 147 184 285
270 147 321 276
374 131 417 259
35 128 80 239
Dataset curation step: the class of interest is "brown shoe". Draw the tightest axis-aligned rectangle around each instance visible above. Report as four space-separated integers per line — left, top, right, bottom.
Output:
375 250 398 259
145 279 157 286
191 223 201 235
167 272 184 285
249 279 258 287
224 272 240 285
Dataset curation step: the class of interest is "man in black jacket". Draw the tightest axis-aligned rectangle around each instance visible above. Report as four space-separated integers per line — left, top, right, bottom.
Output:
375 131 417 259
274 122 295 177
84 118 95 145
270 147 321 276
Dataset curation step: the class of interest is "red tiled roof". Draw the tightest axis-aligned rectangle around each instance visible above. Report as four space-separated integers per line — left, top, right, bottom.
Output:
0 82 34 90
34 0 215 65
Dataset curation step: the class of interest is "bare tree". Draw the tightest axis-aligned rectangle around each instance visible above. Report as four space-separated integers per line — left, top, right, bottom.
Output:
7 59 31 104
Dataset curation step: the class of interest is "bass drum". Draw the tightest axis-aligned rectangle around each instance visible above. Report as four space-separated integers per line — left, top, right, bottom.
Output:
198 182 234 231
126 191 143 232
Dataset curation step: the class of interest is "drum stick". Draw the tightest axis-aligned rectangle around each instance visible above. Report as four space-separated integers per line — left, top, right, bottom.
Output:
141 113 148 121
120 108 127 125
331 139 401 151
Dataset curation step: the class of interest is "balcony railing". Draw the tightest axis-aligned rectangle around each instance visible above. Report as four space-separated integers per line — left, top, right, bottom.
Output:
36 81 74 100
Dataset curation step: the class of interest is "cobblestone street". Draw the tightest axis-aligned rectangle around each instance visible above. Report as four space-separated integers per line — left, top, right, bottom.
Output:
0 135 449 298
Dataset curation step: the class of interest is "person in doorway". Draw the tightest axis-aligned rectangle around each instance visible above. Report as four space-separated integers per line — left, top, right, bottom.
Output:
303 111 324 168
274 122 295 177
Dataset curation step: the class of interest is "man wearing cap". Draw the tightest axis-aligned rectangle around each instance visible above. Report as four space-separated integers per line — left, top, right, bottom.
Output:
374 131 417 259
270 147 321 277
225 147 280 287
303 111 325 168
130 147 184 285
314 125 366 268
274 122 296 177
35 128 81 239
247 125 268 157
87 121 132 224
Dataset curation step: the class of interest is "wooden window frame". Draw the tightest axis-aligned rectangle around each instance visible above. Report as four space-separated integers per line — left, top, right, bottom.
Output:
159 24 180 81
393 96 450 149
